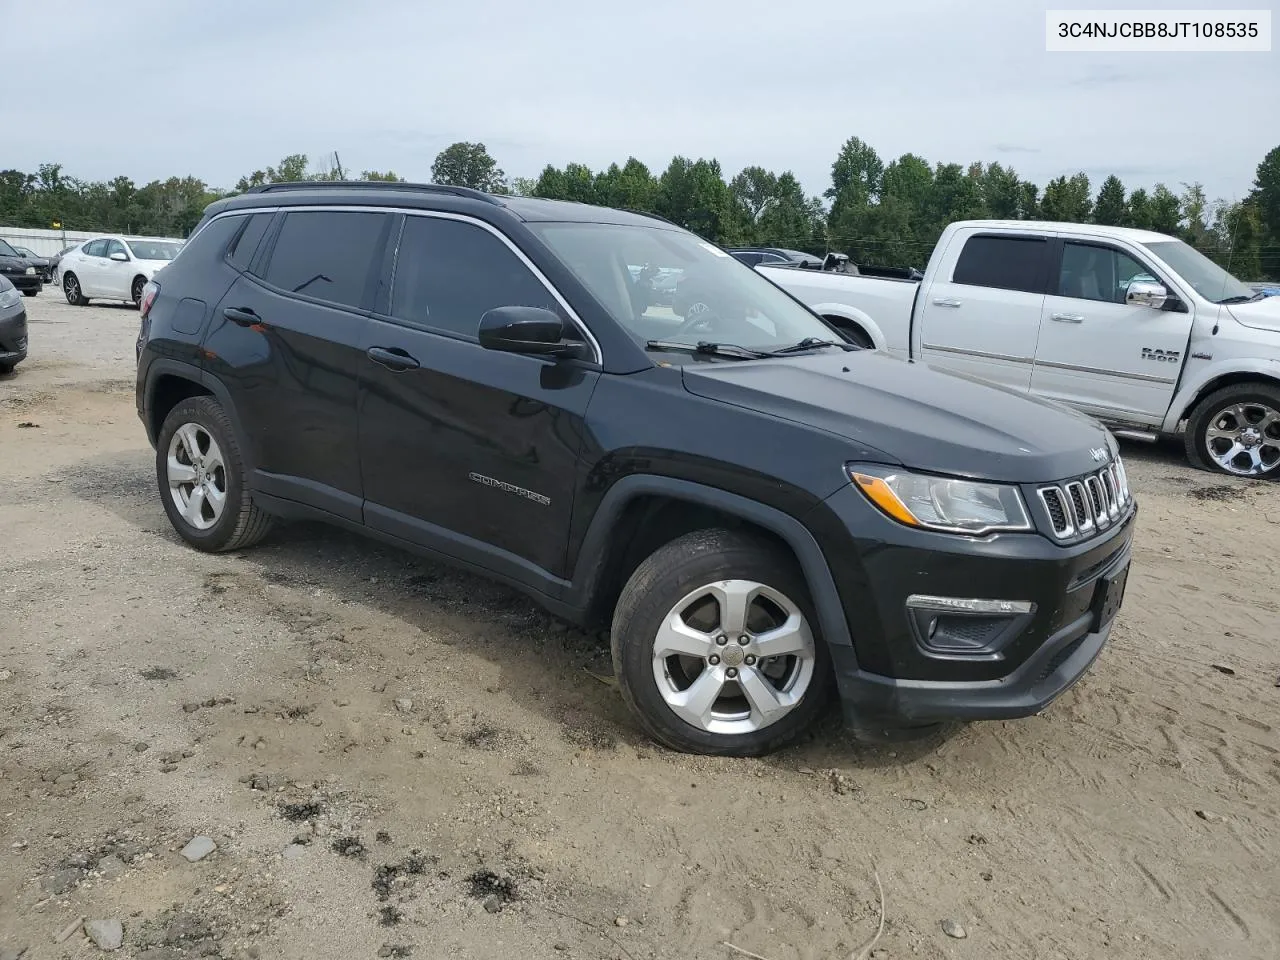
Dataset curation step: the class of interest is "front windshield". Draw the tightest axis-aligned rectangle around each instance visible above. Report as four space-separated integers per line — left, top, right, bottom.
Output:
15 247 36 257
530 222 834 352
0 240 19 258
126 240 183 261
1142 240 1254 303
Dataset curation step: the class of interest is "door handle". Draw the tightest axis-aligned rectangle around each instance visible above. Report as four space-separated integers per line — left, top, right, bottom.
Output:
933 298 962 307
223 307 260 327
1051 313 1085 324
366 346 420 371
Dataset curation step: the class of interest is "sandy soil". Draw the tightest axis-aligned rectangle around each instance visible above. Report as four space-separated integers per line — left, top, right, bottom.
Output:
1 292 1277 960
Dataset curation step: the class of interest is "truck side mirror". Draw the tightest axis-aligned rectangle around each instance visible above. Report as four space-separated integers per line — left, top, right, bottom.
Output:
1125 280 1167 310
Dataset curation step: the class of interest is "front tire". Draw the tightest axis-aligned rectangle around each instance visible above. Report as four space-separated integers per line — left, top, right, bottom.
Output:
63 273 88 306
1185 383 1280 479
22 288 38 297
156 396 274 552
611 529 830 756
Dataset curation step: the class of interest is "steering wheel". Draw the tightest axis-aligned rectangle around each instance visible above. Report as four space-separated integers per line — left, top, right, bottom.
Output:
674 300 720 337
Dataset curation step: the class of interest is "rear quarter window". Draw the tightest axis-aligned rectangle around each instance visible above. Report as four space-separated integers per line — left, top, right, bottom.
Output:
952 235 1049 294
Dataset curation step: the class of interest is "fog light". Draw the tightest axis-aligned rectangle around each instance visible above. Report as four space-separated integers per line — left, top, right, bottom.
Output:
906 595 1035 658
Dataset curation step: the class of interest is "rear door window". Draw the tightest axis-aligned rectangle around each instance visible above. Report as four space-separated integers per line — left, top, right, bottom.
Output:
261 210 389 310
952 235 1049 294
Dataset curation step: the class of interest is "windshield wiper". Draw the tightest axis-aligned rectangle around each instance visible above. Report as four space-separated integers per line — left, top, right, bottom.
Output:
772 337 856 354
645 339 774 359
1216 293 1264 305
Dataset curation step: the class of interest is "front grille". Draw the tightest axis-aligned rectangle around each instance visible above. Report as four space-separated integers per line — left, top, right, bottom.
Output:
1037 457 1130 541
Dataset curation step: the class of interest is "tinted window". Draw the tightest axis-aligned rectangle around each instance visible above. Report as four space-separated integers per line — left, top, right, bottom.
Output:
171 214 246 269
1058 243 1152 304
390 216 559 337
228 213 273 271
263 211 387 310
84 240 107 257
952 235 1048 294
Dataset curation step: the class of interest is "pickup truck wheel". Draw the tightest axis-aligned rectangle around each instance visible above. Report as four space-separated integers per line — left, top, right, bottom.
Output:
156 396 274 552
1185 383 1280 479
611 529 829 756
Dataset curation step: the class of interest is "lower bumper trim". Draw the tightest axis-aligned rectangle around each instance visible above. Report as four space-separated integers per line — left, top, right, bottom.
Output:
833 609 1113 727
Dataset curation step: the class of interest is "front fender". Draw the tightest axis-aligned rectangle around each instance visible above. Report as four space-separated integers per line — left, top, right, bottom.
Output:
1161 356 1280 433
566 474 855 654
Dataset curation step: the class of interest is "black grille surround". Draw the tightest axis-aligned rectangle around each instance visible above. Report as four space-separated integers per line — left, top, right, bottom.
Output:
1036 458 1131 542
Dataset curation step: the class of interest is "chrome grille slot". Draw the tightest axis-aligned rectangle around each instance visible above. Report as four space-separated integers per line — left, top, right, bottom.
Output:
1038 487 1072 536
1037 455 1131 542
1066 481 1093 532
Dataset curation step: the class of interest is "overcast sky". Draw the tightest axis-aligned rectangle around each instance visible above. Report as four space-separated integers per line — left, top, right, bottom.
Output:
8 0 1277 202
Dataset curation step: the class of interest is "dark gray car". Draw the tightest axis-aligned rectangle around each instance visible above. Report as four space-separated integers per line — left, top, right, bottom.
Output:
0 275 28 374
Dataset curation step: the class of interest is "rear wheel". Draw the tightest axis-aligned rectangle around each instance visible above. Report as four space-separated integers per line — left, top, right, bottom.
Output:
63 273 88 306
156 396 274 552
611 529 830 756
132 276 147 308
1185 383 1280 479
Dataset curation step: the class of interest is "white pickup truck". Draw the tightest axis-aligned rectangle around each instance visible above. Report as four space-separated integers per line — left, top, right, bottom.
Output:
762 220 1280 479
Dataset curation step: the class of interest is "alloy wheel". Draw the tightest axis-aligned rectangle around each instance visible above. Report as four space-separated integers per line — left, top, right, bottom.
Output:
651 579 816 734
166 423 228 530
1204 401 1280 476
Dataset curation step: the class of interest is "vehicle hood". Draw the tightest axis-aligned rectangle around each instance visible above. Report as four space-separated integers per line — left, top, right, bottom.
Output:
1227 296 1280 334
0 256 34 273
681 350 1113 483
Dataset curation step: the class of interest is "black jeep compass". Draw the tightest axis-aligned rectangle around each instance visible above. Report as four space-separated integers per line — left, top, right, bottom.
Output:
135 182 1135 756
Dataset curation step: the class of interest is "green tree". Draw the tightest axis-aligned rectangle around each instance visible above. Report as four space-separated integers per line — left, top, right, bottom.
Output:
654 157 745 243
729 166 779 224
431 142 506 192
1251 145 1280 253
1093 175 1128 226
1040 173 1092 222
1149 183 1181 234
1210 200 1262 279
1017 182 1041 219
828 136 884 201
1127 187 1151 229
1180 182 1212 251
593 158 656 211
360 170 403 182
756 172 821 249
980 162 1023 220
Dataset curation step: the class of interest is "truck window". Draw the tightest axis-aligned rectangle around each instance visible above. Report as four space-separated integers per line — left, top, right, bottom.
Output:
1058 243 1150 305
952 235 1048 294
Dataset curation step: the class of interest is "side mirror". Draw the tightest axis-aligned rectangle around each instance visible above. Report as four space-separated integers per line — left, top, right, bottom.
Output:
478 306 590 360
110 251 129 262
1126 280 1167 309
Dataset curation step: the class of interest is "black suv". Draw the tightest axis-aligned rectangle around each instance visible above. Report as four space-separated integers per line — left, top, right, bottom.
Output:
136 182 1136 756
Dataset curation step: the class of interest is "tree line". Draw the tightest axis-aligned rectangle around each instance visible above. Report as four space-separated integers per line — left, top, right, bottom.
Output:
3 139 1278 280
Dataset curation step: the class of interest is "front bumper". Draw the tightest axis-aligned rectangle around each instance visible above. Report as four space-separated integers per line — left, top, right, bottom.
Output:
809 482 1135 729
3 272 41 293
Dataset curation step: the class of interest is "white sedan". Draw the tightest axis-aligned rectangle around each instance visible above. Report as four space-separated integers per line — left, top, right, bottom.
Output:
59 235 184 307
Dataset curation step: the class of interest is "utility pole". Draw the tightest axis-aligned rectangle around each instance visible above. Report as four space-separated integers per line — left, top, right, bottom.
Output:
333 152 345 180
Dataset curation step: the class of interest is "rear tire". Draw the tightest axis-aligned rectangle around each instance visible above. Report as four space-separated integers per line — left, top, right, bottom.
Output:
22 288 38 297
1184 382 1280 480
132 276 147 308
611 528 830 756
156 396 274 552
63 273 88 306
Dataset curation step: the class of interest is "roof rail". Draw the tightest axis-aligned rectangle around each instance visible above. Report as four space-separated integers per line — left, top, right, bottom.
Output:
245 181 505 205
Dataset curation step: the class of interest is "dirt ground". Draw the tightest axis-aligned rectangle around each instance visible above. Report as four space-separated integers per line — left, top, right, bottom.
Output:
1 291 1277 960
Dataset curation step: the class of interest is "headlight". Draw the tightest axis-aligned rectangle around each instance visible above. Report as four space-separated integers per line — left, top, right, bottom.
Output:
848 464 1032 535
25 266 36 275
0 287 19 308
